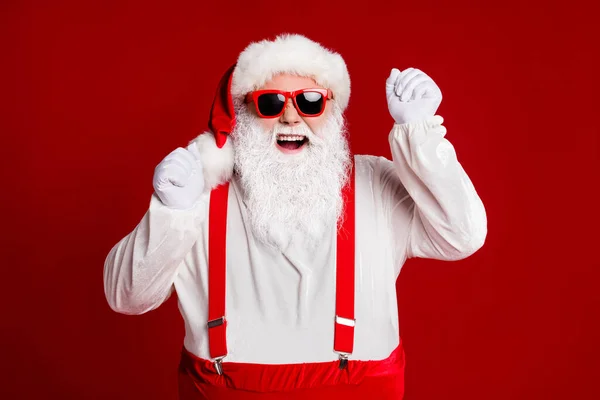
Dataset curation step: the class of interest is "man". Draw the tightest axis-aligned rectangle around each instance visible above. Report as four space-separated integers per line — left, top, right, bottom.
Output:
104 33 487 399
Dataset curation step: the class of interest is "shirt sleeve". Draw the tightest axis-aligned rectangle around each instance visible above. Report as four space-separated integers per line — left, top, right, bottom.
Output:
379 115 487 264
103 193 208 315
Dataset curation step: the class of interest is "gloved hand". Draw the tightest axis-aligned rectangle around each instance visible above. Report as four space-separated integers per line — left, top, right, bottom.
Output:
385 68 442 125
152 143 205 210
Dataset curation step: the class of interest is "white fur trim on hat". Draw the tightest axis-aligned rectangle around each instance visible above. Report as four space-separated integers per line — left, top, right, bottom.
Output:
231 33 351 110
188 132 234 191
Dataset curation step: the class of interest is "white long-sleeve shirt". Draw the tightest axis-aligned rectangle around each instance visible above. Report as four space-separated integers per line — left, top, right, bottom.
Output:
104 117 487 364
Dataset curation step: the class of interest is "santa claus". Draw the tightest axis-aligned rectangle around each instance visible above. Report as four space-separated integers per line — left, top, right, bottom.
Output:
104 33 487 399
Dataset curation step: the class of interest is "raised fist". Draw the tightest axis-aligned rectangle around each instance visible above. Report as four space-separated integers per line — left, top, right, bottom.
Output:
386 67 442 125
152 143 205 210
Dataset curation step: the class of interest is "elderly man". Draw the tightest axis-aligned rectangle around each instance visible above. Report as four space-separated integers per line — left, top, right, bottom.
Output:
104 33 487 399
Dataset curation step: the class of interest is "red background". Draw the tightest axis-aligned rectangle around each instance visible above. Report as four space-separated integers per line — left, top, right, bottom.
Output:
2 1 599 399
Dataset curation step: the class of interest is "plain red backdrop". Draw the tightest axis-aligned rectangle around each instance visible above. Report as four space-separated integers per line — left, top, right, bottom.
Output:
1 0 599 399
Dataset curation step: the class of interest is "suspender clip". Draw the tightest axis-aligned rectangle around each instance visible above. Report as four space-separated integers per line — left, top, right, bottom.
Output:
337 352 350 370
214 356 225 375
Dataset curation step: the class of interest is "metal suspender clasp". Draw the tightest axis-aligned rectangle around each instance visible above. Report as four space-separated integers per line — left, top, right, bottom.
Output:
337 352 350 370
334 315 355 369
207 317 227 375
207 316 225 329
335 315 356 328
213 356 225 375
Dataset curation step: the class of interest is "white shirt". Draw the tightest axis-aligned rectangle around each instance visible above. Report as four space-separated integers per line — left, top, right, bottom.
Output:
104 118 487 364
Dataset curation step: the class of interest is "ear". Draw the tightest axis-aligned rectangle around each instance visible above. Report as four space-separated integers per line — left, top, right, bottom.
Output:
188 132 234 191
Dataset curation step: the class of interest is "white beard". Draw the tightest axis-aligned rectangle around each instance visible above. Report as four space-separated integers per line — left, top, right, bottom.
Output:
232 103 351 252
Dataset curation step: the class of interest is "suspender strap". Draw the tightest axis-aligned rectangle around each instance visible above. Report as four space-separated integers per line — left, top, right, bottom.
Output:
207 182 229 366
207 160 356 372
334 159 356 362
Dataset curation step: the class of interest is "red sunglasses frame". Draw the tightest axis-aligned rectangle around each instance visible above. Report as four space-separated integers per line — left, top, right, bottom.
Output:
245 88 333 118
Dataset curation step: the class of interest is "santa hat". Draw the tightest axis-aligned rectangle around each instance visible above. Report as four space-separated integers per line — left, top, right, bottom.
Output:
188 33 351 191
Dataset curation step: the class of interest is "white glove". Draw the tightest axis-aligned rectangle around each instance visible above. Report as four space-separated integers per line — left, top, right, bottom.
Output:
152 143 205 210
385 67 442 125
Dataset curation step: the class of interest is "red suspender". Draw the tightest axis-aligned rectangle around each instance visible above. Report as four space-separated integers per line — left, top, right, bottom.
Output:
207 182 229 374
334 160 356 368
207 160 356 373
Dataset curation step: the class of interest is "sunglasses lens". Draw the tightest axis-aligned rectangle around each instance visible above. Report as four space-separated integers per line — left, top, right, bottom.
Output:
296 91 324 115
257 93 286 116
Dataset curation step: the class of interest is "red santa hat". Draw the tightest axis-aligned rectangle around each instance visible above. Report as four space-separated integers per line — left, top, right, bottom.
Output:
189 33 351 190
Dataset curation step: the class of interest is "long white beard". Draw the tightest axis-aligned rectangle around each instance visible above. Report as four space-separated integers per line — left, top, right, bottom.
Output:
232 104 351 252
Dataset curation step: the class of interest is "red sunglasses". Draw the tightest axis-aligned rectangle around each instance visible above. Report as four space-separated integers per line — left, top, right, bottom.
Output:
245 88 333 118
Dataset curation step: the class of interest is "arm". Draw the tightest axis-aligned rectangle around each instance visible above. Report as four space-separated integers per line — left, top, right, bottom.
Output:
387 116 487 261
103 143 208 315
103 194 207 315
382 67 487 263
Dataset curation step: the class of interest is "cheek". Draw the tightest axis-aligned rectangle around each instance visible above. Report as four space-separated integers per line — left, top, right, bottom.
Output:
258 118 277 133
304 113 327 137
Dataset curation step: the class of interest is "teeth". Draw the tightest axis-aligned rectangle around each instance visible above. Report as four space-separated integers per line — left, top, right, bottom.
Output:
277 134 305 141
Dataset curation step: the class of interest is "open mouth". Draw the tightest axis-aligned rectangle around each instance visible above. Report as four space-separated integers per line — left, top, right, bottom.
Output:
276 134 309 153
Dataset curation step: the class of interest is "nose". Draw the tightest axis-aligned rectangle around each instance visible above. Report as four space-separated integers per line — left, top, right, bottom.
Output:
279 99 301 126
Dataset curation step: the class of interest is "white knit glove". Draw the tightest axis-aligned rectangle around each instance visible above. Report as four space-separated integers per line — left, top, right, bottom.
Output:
385 68 443 125
152 143 205 210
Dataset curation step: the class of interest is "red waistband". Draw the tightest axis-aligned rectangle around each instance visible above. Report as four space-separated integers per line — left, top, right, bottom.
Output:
178 340 405 393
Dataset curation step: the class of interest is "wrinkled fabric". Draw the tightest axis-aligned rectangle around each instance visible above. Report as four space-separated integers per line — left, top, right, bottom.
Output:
104 117 487 364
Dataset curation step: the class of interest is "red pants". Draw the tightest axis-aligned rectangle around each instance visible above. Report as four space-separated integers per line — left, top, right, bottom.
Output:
178 342 405 399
